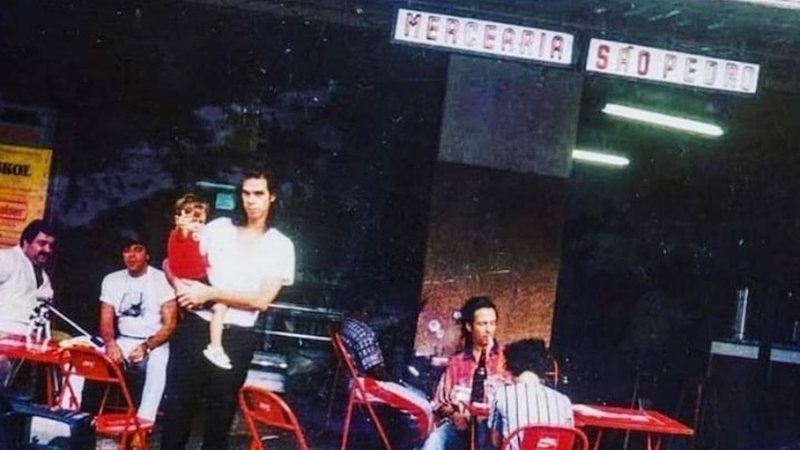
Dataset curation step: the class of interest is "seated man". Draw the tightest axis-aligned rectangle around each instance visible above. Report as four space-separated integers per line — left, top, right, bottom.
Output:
0 220 56 388
340 301 433 447
93 236 177 422
489 339 574 450
421 296 507 450
0 220 56 335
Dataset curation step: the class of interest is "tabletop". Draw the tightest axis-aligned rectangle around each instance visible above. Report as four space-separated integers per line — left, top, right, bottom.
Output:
573 404 694 436
0 334 62 364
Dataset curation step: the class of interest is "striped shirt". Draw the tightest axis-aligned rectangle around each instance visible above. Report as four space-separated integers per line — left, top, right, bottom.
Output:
488 375 574 450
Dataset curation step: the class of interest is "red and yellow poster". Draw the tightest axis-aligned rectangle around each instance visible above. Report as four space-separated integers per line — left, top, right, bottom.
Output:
0 144 52 248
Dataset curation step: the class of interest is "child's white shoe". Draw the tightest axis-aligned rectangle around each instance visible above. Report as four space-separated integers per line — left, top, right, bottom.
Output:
203 345 233 370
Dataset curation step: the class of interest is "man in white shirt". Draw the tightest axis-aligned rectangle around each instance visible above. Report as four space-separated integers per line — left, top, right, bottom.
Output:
161 166 295 450
0 220 56 386
95 237 177 422
0 220 56 335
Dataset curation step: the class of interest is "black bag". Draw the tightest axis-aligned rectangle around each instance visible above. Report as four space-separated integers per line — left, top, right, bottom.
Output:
1 389 95 450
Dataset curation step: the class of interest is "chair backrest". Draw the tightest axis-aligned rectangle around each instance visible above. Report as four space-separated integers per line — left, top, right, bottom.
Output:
328 324 394 450
58 347 136 415
329 327 363 386
238 385 310 450
501 425 589 450
63 347 125 383
544 356 560 388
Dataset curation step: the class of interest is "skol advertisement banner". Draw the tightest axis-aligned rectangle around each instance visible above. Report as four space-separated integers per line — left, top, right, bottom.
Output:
0 144 52 248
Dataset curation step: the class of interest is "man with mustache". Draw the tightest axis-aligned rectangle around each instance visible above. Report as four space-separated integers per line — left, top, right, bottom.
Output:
0 219 56 335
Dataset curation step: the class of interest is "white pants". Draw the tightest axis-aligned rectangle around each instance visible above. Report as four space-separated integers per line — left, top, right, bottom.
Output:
63 336 169 422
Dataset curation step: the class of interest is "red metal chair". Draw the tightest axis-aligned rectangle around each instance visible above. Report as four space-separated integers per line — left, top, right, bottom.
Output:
238 385 310 450
329 327 393 450
500 425 589 450
56 347 153 449
545 356 560 389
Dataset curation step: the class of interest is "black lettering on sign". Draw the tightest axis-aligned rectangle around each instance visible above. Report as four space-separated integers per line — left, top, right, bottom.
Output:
0 162 32 176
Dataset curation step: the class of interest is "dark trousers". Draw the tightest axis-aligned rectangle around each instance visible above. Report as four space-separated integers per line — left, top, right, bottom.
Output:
160 313 257 450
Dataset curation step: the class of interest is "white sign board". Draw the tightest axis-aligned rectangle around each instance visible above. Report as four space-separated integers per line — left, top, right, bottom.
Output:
393 8 574 66
586 38 760 94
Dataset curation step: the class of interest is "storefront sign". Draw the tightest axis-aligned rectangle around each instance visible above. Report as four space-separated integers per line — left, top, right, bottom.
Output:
0 144 52 247
393 8 574 65
586 38 760 94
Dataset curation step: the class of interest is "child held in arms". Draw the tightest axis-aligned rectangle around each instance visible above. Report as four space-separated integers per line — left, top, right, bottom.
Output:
166 194 232 370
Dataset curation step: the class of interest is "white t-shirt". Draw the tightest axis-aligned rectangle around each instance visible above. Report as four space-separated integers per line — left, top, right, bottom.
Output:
0 246 53 334
192 217 295 327
100 266 175 338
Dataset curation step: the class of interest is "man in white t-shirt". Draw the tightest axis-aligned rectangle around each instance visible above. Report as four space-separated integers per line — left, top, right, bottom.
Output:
94 237 177 422
161 166 295 450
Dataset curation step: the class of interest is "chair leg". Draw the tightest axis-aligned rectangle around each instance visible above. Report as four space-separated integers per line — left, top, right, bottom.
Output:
141 430 151 450
244 417 265 450
689 380 705 450
326 361 343 428
294 429 311 450
340 395 356 450
363 404 393 450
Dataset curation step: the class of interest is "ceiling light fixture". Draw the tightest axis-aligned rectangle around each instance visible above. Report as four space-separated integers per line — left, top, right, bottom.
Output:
603 103 724 137
727 0 800 9
572 149 630 167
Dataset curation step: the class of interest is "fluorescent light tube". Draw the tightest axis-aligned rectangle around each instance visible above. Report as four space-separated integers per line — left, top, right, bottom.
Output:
727 0 800 9
572 149 630 167
603 103 724 137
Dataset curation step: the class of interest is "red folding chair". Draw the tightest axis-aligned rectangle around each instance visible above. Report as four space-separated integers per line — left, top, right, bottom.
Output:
329 327 393 450
56 347 153 450
501 425 589 450
545 356 560 389
238 385 310 450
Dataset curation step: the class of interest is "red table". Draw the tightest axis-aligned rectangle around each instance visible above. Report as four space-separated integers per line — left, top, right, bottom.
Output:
0 334 63 405
573 404 694 450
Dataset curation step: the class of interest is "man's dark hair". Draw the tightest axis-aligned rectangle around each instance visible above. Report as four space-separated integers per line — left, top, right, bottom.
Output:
504 338 549 377
19 219 55 246
232 165 278 230
117 230 150 253
459 296 498 346
347 288 377 317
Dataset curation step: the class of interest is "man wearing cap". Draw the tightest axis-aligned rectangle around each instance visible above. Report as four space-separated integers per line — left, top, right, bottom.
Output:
94 236 177 422
0 219 56 335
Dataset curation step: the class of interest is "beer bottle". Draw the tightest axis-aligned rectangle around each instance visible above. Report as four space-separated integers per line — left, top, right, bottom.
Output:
470 349 487 403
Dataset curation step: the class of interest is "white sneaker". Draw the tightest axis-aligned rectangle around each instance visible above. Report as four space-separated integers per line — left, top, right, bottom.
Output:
203 345 233 370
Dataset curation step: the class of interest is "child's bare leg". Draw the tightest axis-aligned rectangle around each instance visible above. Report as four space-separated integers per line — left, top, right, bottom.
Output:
203 303 232 369
208 303 227 350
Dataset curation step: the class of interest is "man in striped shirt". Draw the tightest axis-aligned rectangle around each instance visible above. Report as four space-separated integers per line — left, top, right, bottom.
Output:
489 339 574 450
